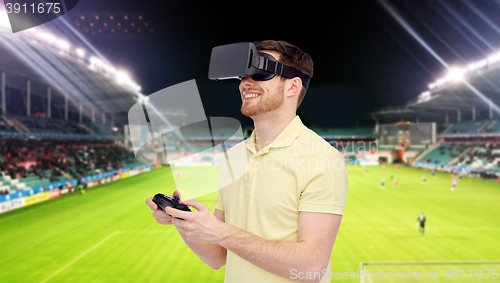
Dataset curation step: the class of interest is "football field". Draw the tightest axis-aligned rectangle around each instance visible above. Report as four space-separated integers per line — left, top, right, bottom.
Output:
1 164 499 282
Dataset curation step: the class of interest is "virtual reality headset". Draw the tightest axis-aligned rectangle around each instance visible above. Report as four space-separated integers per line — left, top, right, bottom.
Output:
208 42 311 88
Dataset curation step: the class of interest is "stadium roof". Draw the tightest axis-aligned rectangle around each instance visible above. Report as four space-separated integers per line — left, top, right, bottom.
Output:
409 65 500 113
371 106 447 124
0 10 142 125
373 49 500 124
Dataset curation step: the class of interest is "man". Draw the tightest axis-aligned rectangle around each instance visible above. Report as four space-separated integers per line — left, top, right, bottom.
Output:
417 212 426 235
146 40 348 283
422 175 427 185
380 179 385 189
451 177 457 191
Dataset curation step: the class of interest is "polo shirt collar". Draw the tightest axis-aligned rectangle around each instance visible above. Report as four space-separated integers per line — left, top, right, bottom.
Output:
246 116 304 155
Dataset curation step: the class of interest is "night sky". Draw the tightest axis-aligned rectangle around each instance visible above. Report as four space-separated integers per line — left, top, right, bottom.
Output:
59 0 500 128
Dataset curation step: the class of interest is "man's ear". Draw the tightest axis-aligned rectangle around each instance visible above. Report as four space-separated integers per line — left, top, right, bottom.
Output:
284 77 302 99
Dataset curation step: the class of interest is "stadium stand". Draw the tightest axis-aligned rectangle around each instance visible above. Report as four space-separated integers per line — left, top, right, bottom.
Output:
0 115 121 139
484 120 500 133
442 120 490 134
0 139 140 194
414 127 500 177
0 8 155 213
441 119 500 136
419 144 470 165
85 122 117 136
0 117 13 132
455 144 500 172
16 116 89 135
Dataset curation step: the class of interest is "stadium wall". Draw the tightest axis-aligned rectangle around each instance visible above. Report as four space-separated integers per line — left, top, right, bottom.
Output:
0 164 154 214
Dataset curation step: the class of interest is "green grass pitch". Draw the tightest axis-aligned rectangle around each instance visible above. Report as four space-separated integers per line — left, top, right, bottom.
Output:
0 164 499 282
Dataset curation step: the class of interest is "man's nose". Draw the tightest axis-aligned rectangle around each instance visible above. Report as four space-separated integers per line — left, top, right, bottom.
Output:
240 76 255 88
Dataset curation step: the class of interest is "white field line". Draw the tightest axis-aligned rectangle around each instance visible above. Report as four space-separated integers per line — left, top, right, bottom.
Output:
39 231 120 283
38 230 167 282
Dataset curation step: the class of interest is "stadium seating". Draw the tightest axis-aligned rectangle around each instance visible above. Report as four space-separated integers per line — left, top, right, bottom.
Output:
0 117 14 132
419 144 470 165
84 122 116 136
455 144 500 173
441 119 500 136
483 120 500 133
0 115 120 139
16 116 87 134
442 120 490 134
0 138 138 194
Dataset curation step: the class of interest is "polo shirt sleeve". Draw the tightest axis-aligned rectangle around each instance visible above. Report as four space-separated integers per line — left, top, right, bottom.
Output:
298 146 348 215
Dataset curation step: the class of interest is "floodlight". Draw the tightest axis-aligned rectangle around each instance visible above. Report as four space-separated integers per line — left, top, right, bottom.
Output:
116 70 130 85
467 60 487 72
487 52 500 65
75 48 85 58
57 39 70 51
447 68 466 82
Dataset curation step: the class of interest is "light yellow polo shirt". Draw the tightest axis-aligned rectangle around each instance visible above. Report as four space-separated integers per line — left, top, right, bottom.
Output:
215 116 348 283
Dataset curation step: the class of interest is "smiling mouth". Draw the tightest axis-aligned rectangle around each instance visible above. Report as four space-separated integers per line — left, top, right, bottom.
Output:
243 92 261 100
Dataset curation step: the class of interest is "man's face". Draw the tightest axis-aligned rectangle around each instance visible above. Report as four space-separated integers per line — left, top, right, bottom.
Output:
238 51 286 118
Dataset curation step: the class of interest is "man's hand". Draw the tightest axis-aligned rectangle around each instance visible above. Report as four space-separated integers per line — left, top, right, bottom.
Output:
146 191 228 270
145 190 182 225
167 199 227 245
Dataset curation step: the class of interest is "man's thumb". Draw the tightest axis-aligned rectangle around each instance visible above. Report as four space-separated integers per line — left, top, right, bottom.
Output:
173 190 182 200
181 199 206 212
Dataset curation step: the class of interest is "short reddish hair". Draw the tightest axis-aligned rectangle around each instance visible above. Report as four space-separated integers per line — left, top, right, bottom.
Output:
254 40 314 108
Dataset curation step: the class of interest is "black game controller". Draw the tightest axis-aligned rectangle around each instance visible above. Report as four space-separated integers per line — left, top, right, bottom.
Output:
152 193 191 213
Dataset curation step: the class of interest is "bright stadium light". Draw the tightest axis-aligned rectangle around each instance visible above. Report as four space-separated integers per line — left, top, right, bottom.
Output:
0 9 9 28
37 32 57 43
102 64 114 74
57 39 70 51
467 59 487 72
106 65 117 74
75 48 85 58
418 91 431 102
131 83 141 92
447 67 466 82
89 56 105 70
488 52 500 65
115 70 131 85
435 77 448 87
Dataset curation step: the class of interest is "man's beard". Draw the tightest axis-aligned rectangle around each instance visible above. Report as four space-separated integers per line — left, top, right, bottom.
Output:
240 84 284 117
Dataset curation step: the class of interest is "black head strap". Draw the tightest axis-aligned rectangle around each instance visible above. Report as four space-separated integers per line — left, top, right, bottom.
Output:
258 56 311 88
254 41 311 88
